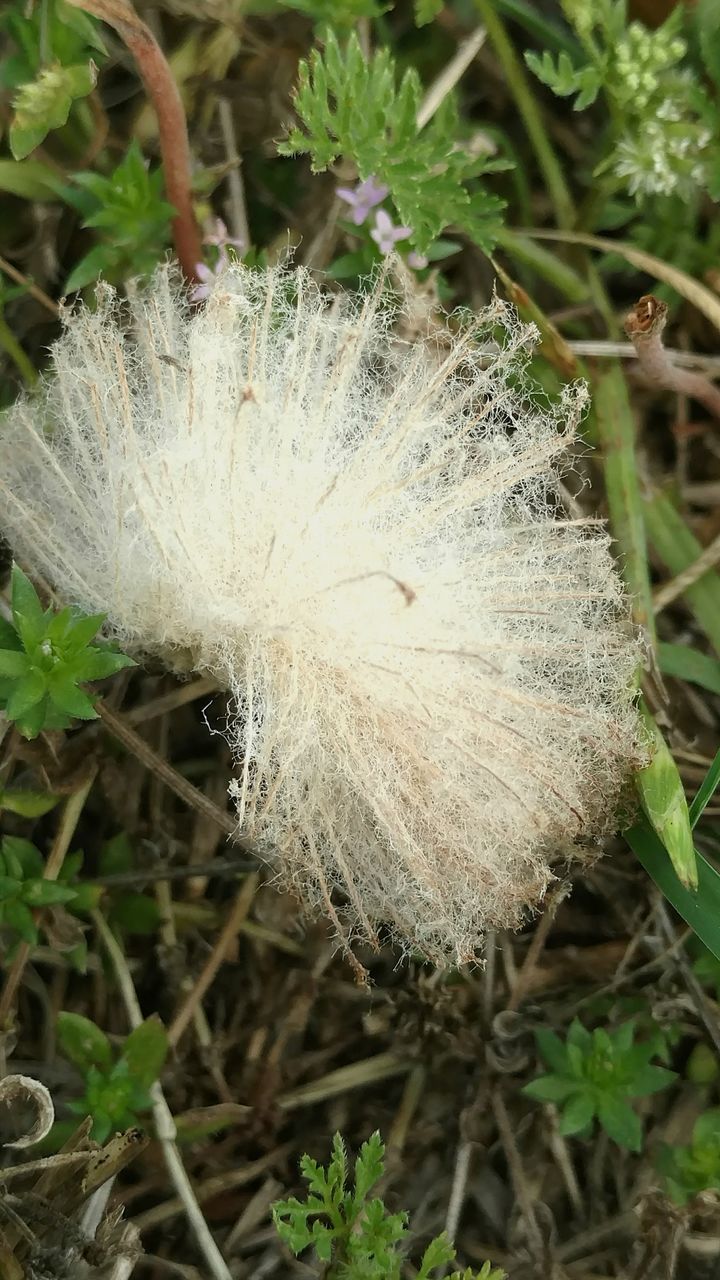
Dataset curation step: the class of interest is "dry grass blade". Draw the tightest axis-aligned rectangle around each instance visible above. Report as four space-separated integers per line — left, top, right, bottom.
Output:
525 229 720 335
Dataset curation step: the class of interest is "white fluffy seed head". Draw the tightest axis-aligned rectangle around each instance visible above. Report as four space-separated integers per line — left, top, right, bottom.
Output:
0 264 641 964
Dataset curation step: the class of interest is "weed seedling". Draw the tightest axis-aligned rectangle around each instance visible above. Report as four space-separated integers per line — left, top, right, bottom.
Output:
523 1019 676 1151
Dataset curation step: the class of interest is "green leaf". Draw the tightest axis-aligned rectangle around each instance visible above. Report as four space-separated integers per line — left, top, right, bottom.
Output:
693 1107 720 1145
57 1011 113 1073
109 892 160 934
10 61 97 160
66 647 135 682
0 788 60 817
353 1130 385 1206
625 1063 676 1098
0 158 63 200
522 1074 578 1103
534 1027 569 1073
121 1015 168 1088
596 1096 642 1152
414 0 443 24
3 898 37 943
626 822 720 964
6 669 47 719
99 833 134 875
57 611 106 652
658 643 720 697
635 699 697 889
417 1233 455 1277
0 876 23 902
47 677 98 721
0 649 29 678
10 565 46 650
689 745 720 829
22 879 77 908
14 695 51 739
0 617 20 651
559 1091 595 1136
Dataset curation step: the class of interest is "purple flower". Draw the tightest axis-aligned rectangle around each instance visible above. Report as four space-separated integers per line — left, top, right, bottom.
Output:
370 209 412 255
407 250 429 270
203 217 245 252
190 250 229 303
336 175 390 226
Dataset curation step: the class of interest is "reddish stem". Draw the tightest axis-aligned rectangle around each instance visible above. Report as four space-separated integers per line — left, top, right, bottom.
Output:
67 0 202 282
625 294 720 422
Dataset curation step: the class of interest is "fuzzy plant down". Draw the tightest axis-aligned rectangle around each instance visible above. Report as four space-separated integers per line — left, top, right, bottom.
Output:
0 264 641 963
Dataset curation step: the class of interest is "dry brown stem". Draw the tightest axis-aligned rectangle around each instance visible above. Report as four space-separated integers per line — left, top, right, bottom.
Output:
624 294 720 421
66 0 201 281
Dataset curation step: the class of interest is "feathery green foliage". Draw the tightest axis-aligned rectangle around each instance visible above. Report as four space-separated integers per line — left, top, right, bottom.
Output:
279 30 506 253
273 1131 504 1279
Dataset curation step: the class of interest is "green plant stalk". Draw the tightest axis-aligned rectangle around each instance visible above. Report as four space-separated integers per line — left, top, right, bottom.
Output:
0 312 36 387
643 488 720 656
474 0 575 230
590 360 655 641
589 370 696 883
495 227 589 302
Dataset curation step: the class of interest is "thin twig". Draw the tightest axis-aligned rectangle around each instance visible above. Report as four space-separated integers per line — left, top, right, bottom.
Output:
569 339 720 375
416 25 487 129
96 700 241 840
444 1139 473 1245
625 295 720 421
92 910 233 1280
217 98 251 248
167 873 259 1048
653 528 720 613
66 0 201 281
0 254 59 315
506 883 569 1011
125 675 219 725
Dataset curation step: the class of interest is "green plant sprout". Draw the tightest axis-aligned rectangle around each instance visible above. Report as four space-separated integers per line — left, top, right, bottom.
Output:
523 1019 676 1152
0 564 134 738
278 29 506 254
57 1011 167 1143
1 0 106 160
657 1109 720 1205
0 836 77 949
273 1131 504 1279
64 140 175 291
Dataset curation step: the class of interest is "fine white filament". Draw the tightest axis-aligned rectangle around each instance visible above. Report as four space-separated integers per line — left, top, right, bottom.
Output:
0 265 640 963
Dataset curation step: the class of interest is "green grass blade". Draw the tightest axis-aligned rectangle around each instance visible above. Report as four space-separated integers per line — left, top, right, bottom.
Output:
689 745 720 829
643 489 720 655
658 642 720 696
626 823 720 964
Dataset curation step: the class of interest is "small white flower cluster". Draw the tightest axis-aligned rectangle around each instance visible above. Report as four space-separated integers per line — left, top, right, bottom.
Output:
614 115 711 201
609 25 709 202
0 265 641 963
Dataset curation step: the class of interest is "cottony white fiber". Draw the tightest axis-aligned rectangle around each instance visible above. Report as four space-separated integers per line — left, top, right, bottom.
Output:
0 265 640 963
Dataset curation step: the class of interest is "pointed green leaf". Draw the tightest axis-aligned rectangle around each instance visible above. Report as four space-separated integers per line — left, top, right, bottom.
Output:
121 1014 168 1087
596 1096 642 1151
57 1011 113 1073
6 669 46 718
10 565 46 651
0 649 29 678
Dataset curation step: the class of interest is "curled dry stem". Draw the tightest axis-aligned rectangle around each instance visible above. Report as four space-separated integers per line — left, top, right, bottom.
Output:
625 295 720 422
65 0 201 282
